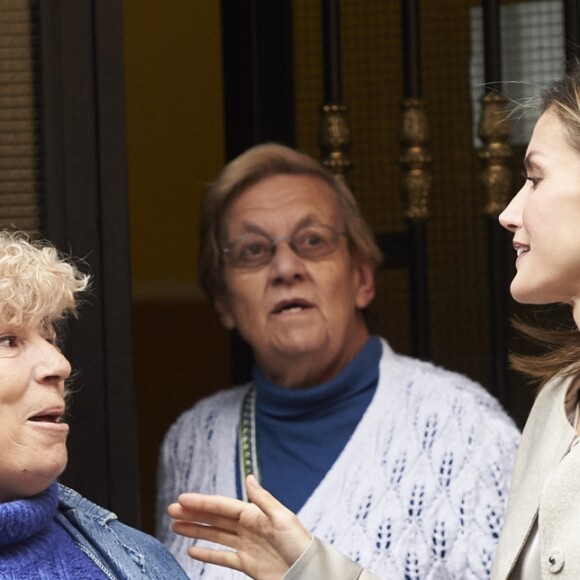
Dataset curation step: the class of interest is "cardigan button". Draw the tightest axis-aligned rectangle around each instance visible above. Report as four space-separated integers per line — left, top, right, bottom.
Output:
547 551 565 573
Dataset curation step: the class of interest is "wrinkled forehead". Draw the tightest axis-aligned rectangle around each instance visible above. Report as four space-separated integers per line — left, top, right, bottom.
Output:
220 174 341 237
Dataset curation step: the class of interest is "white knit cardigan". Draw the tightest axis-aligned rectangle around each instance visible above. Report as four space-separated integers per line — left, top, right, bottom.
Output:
157 339 520 579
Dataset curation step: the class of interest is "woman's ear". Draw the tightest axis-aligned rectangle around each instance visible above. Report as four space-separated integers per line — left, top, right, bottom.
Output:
354 262 376 310
214 295 236 330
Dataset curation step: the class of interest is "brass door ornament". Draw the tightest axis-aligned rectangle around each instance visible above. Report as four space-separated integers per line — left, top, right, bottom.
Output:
318 103 352 185
478 91 513 217
399 97 432 221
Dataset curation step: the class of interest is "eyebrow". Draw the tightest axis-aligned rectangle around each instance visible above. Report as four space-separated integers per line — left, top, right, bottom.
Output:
523 152 543 172
291 215 325 232
230 214 325 239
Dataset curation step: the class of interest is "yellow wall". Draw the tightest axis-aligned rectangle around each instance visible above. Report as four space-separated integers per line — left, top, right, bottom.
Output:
123 2 230 533
124 1 225 300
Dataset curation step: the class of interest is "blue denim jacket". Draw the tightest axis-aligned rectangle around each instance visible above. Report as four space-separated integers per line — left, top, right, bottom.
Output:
55 484 188 579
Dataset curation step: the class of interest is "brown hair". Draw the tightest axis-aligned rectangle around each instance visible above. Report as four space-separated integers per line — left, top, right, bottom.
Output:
198 143 383 300
510 319 580 384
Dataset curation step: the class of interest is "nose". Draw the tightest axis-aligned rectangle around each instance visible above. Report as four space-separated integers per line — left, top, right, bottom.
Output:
34 339 72 386
268 239 307 285
498 184 526 233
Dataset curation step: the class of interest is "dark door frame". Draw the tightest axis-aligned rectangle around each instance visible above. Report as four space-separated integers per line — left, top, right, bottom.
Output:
38 0 138 527
222 0 296 384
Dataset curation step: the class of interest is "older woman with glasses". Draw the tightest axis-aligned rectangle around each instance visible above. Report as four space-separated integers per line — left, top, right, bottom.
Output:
157 143 519 579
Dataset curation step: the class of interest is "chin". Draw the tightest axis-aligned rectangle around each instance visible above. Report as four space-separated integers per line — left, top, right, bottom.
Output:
16 469 64 499
274 333 328 357
510 278 548 305
274 343 321 359
510 286 561 306
38 451 68 482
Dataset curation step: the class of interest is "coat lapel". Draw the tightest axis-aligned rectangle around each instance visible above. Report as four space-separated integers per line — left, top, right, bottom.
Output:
491 375 577 579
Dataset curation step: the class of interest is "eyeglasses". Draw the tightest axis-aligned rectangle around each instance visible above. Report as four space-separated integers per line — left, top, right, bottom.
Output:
222 224 347 269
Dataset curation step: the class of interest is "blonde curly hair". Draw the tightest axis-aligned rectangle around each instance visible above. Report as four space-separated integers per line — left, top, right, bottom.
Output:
0 230 90 330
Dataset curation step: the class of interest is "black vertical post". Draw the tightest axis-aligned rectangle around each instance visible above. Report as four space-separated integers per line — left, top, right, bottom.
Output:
402 0 421 98
482 1 501 85
322 0 343 104
221 0 295 384
401 0 430 360
221 0 295 161
482 0 510 404
38 0 138 526
564 0 580 68
319 0 352 181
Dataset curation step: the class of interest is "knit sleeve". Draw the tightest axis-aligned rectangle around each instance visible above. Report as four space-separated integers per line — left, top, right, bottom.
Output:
399 371 521 579
403 361 521 578
155 413 191 544
154 385 247 569
437 383 521 578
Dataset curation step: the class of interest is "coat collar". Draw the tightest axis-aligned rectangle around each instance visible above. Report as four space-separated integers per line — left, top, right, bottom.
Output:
491 374 579 579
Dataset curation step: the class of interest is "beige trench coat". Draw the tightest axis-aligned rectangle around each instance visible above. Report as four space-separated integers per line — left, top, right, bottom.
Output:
284 537 380 580
491 373 580 579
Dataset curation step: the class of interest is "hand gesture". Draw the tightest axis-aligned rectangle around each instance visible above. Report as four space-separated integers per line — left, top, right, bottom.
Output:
169 475 312 580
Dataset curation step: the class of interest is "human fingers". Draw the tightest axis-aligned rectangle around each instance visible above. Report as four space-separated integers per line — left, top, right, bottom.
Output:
245 475 296 522
172 520 238 549
168 502 239 533
177 492 246 520
245 476 312 563
187 545 242 573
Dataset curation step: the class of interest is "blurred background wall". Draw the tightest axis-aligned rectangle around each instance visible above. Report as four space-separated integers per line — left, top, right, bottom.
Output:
123 2 230 533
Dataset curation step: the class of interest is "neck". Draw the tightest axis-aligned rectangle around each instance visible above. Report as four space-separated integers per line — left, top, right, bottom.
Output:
258 326 370 388
0 482 59 547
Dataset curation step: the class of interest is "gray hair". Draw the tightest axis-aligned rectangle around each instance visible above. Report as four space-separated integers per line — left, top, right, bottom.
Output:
198 143 382 299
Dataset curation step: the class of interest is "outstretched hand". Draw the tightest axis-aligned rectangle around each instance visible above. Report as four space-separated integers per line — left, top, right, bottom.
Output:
168 475 312 580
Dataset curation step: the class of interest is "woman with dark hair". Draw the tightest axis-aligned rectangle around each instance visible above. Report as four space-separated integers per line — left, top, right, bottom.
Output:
491 70 580 579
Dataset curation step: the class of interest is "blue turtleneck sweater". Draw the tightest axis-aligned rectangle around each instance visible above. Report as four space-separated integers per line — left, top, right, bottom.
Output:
237 336 382 514
0 482 106 579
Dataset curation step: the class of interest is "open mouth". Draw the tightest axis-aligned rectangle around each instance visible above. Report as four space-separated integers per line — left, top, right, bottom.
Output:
272 299 313 315
29 415 62 423
514 243 530 258
28 409 65 424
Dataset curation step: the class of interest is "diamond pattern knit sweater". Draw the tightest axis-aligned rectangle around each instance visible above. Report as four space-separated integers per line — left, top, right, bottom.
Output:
157 338 520 579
